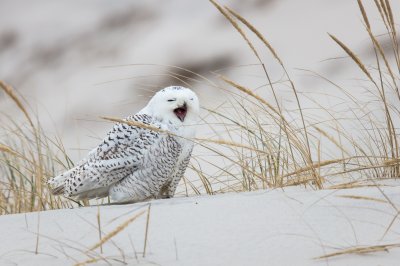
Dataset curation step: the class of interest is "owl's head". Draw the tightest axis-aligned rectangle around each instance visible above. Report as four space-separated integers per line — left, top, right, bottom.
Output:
144 86 200 126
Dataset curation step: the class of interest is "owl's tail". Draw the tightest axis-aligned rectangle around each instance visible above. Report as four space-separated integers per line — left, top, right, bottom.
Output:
47 167 75 195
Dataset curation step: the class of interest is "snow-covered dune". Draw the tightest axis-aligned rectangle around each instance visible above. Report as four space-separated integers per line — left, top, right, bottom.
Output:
1 186 399 266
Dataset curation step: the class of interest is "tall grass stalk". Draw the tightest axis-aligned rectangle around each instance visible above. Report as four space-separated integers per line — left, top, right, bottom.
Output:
0 81 75 214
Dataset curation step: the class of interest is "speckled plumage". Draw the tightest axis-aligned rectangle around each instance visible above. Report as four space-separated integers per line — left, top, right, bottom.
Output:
48 86 199 203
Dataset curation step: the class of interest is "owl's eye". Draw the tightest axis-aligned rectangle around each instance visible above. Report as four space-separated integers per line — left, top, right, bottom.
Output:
167 98 176 102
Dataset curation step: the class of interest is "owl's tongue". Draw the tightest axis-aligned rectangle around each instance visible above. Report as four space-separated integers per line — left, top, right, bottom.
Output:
174 105 187 122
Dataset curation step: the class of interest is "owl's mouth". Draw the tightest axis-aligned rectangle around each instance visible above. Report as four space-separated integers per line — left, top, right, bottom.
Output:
174 104 187 122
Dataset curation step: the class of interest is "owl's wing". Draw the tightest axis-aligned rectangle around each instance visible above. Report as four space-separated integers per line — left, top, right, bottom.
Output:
62 114 163 197
92 115 160 168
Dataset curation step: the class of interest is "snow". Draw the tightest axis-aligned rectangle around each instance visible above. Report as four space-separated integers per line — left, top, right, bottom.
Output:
0 186 399 265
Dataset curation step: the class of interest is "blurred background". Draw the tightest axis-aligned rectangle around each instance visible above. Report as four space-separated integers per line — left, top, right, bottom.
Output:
0 0 398 162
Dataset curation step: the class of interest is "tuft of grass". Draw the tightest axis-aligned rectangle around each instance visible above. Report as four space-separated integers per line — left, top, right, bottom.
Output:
0 80 77 214
182 0 399 194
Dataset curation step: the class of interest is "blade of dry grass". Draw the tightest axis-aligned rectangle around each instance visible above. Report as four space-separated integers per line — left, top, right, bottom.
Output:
97 205 103 254
328 34 375 84
224 6 282 65
100 116 271 155
87 210 145 252
0 80 34 129
0 143 19 157
74 257 103 266
336 195 387 203
142 203 151 258
219 75 281 117
314 243 400 259
357 0 371 29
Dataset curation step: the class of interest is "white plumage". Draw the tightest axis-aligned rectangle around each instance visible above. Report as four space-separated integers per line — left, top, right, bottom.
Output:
48 86 199 203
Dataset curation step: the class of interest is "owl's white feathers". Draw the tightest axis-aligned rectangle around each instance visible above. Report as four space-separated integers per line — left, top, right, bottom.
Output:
48 86 199 203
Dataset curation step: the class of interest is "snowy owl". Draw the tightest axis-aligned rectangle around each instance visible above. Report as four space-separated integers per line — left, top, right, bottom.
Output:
48 86 199 203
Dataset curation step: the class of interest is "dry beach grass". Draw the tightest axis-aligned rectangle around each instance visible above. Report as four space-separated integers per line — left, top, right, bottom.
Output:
0 0 399 263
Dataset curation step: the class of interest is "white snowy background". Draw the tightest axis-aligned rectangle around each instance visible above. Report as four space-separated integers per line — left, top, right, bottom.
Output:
1 0 400 265
2 0 397 160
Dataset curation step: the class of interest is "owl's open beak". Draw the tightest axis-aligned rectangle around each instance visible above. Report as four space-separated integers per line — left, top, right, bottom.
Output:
174 103 187 122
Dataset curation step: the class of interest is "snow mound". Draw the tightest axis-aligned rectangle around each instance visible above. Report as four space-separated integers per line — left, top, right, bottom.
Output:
0 186 399 265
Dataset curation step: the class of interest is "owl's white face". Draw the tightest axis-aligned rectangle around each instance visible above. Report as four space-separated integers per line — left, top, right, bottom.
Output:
144 86 200 126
